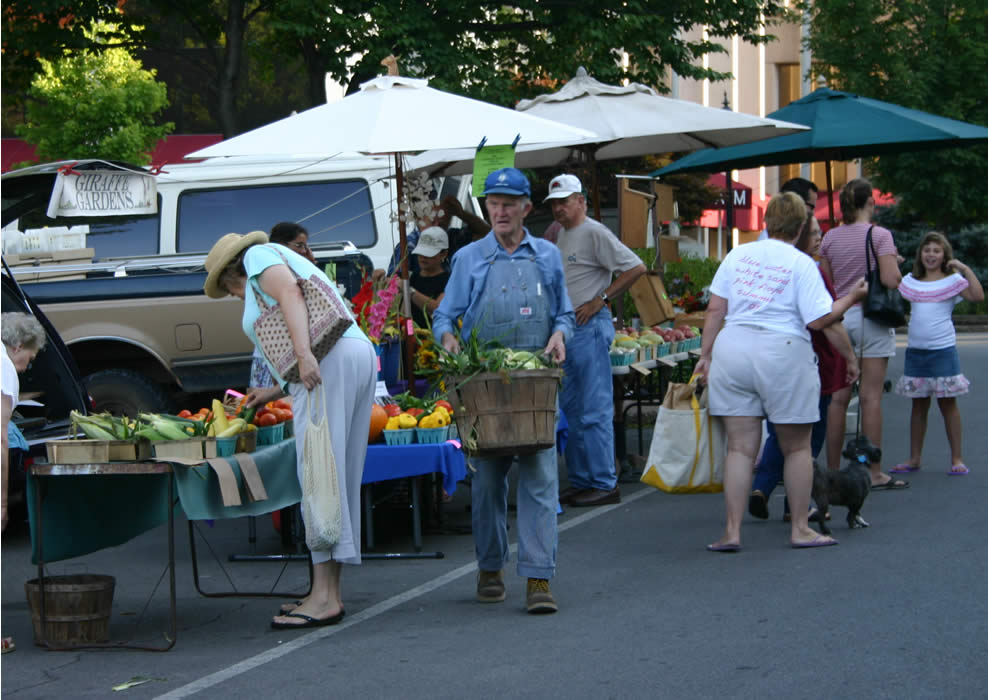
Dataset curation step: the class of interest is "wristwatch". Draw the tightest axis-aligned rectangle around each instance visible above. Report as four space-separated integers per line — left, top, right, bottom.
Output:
598 291 609 303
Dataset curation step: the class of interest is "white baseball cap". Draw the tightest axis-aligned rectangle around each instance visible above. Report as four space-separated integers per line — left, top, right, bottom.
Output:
412 226 449 257
543 174 583 202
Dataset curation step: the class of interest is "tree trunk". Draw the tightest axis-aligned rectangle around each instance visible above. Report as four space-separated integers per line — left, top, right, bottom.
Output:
299 39 325 108
217 0 247 137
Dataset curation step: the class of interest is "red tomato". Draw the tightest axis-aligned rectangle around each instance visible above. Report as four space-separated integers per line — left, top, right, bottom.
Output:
435 400 453 413
406 407 425 417
280 409 293 421
383 404 402 417
177 409 193 418
256 413 278 427
273 399 292 411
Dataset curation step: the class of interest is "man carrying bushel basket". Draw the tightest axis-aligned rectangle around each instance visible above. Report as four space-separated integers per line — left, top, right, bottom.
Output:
433 168 574 615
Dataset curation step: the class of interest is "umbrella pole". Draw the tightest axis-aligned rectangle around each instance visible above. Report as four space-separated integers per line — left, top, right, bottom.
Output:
725 169 735 252
394 154 418 396
825 160 836 228
589 150 602 221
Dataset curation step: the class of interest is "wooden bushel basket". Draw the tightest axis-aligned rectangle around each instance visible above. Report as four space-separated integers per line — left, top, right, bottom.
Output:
25 574 115 645
448 368 563 457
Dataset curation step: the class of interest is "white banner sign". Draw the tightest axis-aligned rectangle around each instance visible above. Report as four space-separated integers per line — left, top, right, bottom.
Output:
47 169 157 218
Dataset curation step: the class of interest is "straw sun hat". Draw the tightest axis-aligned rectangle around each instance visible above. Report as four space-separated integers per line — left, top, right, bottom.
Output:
203 231 269 298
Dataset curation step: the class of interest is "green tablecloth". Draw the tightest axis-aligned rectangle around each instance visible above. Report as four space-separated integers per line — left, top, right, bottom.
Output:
174 440 301 520
27 441 301 564
27 471 174 565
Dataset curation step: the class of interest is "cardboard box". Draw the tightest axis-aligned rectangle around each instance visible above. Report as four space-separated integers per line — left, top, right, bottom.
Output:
630 272 676 326
107 440 152 462
152 439 206 460
45 440 110 464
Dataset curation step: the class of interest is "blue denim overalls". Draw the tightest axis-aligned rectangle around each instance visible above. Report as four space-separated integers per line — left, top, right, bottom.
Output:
469 251 559 580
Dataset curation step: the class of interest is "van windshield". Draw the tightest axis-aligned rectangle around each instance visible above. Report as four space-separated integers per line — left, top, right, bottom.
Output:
177 180 378 253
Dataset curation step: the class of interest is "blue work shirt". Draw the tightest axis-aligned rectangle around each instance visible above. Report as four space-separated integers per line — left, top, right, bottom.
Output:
432 229 575 346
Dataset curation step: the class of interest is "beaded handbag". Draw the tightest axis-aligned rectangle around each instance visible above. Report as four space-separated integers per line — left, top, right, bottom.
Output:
252 248 352 384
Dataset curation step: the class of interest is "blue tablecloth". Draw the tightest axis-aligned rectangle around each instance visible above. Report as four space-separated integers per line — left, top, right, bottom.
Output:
365 442 466 496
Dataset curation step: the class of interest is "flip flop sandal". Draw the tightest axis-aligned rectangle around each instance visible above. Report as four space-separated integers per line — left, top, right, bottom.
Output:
278 600 303 615
872 474 910 490
270 609 345 630
948 464 970 475
890 463 920 474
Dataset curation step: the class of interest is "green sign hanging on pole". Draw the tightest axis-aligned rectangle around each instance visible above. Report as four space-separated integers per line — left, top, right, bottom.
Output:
472 144 517 197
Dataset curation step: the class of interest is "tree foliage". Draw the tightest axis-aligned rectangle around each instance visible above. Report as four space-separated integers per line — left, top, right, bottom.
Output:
15 21 173 164
5 1 786 139
265 0 786 108
803 0 988 227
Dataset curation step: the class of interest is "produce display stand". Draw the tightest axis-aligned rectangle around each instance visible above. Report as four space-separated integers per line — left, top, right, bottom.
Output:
28 461 177 652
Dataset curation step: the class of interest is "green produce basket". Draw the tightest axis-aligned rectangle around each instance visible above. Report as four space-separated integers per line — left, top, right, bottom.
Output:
415 426 449 444
383 428 415 446
256 423 284 446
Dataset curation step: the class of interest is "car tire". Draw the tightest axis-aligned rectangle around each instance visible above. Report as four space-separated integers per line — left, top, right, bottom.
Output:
85 369 172 415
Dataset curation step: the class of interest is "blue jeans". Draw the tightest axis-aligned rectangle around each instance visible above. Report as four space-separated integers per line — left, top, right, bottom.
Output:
751 394 832 509
560 308 616 490
471 447 558 579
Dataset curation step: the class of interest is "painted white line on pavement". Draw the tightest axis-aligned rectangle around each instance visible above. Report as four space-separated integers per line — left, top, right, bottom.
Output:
155 486 656 699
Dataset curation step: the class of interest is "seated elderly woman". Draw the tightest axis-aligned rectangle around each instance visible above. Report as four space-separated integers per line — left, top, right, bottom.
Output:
3 311 47 535
694 192 867 551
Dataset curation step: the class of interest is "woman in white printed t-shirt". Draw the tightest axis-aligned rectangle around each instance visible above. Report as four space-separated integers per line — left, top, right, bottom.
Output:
693 193 867 552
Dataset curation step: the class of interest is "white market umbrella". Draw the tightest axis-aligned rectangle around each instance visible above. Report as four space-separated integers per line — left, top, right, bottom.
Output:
188 76 595 387
187 75 596 159
409 67 807 216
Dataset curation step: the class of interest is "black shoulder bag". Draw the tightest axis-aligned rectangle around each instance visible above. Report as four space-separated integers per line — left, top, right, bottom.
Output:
862 225 906 327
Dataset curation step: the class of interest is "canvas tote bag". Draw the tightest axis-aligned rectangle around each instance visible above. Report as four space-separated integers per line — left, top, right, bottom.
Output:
641 375 725 493
252 246 353 385
301 384 343 551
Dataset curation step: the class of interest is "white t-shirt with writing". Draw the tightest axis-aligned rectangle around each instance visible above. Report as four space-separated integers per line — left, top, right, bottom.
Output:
709 239 833 342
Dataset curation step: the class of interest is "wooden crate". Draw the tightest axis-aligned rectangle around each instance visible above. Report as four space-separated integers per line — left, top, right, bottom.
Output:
448 368 563 457
629 272 675 326
45 440 110 464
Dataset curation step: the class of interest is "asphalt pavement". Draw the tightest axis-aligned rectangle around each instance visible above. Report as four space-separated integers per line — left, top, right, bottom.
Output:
2 333 986 699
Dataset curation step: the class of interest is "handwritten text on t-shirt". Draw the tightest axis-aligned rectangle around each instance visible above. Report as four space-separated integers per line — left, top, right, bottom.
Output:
732 255 792 311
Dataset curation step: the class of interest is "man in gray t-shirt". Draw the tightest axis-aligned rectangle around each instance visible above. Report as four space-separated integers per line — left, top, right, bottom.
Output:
546 174 645 507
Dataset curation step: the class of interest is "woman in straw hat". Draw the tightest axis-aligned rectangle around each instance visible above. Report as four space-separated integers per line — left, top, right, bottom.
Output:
204 232 376 629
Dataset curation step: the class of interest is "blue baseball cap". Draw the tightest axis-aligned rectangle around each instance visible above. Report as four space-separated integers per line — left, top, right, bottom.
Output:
483 167 531 197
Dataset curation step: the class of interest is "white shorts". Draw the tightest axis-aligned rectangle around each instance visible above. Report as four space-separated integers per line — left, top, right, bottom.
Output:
708 324 821 424
843 305 896 359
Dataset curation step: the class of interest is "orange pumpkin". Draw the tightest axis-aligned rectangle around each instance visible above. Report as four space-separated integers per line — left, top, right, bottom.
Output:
368 404 388 443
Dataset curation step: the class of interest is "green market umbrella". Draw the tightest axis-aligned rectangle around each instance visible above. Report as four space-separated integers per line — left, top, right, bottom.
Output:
652 87 988 224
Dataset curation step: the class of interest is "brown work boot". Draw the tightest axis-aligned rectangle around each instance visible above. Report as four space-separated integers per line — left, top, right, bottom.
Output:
526 578 558 614
476 569 506 603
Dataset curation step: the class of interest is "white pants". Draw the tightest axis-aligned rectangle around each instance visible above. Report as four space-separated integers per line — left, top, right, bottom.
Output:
289 337 376 565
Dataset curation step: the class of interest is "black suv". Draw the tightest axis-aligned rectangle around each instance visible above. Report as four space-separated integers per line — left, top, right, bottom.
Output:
2 261 90 521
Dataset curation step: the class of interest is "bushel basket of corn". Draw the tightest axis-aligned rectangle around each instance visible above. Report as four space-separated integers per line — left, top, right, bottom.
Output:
447 366 563 457
429 332 563 457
